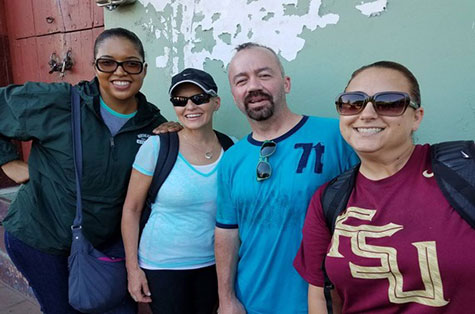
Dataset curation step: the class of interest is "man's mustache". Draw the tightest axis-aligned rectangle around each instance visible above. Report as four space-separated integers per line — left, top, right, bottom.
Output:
244 90 272 106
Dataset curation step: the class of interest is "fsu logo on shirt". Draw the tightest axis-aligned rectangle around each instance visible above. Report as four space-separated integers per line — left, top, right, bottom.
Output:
328 207 449 307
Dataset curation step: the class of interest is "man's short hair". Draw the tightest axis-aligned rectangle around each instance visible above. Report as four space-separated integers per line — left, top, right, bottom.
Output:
233 42 285 77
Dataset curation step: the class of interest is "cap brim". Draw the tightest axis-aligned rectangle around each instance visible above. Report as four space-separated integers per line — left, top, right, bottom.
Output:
169 80 217 97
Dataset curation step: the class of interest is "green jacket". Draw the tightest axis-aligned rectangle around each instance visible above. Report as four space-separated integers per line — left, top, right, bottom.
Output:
0 78 167 255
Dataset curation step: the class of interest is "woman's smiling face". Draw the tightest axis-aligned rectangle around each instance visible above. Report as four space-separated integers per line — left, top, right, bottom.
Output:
172 83 220 131
339 67 424 160
94 36 147 107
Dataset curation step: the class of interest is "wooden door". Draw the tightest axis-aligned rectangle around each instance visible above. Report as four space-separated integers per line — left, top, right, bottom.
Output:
2 0 104 166
0 0 14 188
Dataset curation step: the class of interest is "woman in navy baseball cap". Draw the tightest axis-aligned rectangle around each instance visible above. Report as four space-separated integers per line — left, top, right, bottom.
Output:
122 68 235 314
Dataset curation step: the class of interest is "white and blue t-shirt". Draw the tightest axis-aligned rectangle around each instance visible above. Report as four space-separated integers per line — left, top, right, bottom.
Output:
216 116 359 314
133 135 224 270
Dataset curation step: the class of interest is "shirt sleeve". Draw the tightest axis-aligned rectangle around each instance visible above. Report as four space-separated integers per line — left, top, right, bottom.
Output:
216 155 238 228
0 82 69 165
132 135 160 176
293 184 332 287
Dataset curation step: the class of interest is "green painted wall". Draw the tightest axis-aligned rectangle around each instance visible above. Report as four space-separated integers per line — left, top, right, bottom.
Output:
106 0 475 143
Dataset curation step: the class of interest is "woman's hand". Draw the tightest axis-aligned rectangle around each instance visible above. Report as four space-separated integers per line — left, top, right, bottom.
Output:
1 160 29 184
152 121 183 134
127 266 152 303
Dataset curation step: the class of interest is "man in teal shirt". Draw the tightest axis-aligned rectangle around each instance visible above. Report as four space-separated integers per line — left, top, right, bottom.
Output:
215 43 358 314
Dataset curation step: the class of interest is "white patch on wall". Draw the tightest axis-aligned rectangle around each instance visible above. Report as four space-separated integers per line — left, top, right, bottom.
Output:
138 0 340 72
356 0 388 17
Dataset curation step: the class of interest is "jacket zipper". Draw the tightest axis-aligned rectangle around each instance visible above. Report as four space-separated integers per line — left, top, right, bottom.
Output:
110 136 118 161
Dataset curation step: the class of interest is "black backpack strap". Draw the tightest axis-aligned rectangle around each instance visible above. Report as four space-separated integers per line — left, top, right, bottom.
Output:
139 132 179 231
322 164 360 234
320 164 359 314
431 140 475 228
214 130 234 151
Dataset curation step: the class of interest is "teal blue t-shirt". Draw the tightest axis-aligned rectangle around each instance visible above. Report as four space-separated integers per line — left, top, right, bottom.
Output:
133 135 222 269
216 116 359 314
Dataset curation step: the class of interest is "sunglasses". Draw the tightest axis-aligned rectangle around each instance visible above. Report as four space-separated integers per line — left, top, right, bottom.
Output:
256 140 277 182
335 91 420 116
95 58 144 75
170 93 212 107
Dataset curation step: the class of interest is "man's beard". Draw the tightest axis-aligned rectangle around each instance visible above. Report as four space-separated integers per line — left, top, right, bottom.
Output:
244 90 274 121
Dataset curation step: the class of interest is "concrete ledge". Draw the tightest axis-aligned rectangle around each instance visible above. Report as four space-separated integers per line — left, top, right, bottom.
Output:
0 186 35 299
0 241 35 299
0 186 19 220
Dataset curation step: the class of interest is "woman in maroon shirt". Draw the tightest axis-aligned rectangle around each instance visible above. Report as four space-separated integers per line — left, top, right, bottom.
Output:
294 61 475 313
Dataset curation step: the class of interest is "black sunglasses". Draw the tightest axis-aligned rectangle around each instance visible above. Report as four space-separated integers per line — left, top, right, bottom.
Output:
256 140 277 182
95 58 144 75
170 93 212 107
335 91 420 116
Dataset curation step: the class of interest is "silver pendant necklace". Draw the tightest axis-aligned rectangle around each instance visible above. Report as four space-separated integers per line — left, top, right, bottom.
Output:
182 132 215 160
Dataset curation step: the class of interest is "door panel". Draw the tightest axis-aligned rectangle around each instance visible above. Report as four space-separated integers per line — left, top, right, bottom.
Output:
10 37 40 83
92 26 104 42
59 0 94 31
93 3 105 27
32 0 63 36
32 0 101 36
4 0 35 39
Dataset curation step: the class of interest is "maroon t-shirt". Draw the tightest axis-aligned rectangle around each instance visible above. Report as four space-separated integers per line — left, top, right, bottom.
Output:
294 144 475 313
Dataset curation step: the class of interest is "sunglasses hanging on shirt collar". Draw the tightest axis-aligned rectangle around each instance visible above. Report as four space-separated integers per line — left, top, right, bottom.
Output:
256 140 277 182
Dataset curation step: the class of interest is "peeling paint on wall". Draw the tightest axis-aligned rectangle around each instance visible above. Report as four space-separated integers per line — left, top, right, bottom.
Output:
356 0 388 17
139 0 340 72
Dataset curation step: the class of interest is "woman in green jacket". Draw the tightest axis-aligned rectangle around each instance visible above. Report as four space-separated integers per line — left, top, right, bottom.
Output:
0 28 166 313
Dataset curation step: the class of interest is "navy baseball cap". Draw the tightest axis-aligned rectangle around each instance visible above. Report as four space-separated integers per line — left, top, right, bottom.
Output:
169 68 218 97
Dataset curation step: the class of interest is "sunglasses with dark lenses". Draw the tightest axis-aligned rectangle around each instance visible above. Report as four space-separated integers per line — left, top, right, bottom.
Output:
256 140 277 182
335 91 420 116
95 58 144 74
170 93 212 107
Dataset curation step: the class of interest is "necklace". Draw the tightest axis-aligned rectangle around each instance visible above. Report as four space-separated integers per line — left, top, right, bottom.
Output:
182 132 216 160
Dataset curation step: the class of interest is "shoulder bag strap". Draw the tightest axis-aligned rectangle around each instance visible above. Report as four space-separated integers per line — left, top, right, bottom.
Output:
70 86 83 229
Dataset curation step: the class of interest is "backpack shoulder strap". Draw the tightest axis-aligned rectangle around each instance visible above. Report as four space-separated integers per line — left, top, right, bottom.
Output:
214 130 234 151
149 132 179 198
139 132 179 231
320 164 359 312
321 164 360 234
431 140 475 228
